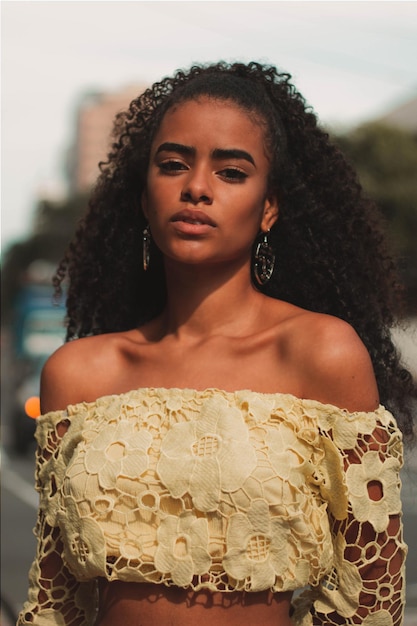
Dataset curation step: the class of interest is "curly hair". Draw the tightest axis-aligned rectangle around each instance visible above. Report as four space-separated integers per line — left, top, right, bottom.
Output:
55 61 416 441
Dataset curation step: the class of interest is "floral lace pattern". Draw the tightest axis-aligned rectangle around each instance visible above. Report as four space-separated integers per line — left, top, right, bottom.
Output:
158 395 258 512
18 388 407 625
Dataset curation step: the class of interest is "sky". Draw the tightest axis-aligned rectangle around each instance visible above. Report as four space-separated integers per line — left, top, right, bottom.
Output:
2 0 417 253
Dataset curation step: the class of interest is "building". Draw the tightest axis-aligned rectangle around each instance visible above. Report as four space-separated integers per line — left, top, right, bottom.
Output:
377 95 417 134
68 84 148 193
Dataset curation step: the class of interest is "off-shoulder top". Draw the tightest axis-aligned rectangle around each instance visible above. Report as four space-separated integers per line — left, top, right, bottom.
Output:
18 388 407 626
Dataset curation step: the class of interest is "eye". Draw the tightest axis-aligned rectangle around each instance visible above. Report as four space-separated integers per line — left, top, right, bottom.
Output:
158 160 188 174
219 168 248 182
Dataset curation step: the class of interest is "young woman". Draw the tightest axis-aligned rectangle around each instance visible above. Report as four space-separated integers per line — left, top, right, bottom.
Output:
19 61 414 626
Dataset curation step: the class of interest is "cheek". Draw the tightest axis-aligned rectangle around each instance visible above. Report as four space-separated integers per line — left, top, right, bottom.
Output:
144 172 172 209
236 188 268 222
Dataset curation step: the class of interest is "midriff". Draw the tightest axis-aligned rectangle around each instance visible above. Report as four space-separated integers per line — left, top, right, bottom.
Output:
95 581 293 626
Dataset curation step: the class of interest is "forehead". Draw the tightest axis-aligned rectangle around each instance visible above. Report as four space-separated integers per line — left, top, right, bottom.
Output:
153 97 267 148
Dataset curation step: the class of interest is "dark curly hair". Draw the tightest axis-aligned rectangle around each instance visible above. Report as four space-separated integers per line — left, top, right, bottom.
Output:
54 61 416 441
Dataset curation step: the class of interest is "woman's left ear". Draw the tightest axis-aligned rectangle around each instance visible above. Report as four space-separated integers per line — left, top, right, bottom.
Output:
261 195 279 232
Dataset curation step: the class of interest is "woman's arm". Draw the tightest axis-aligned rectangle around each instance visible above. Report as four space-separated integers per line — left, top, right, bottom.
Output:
293 419 406 625
291 318 406 624
18 357 98 625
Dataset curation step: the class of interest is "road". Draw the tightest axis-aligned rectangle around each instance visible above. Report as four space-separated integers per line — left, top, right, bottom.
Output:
1 447 37 625
2 440 417 625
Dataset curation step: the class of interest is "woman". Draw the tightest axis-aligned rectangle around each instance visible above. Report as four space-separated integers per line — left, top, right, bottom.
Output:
19 61 414 626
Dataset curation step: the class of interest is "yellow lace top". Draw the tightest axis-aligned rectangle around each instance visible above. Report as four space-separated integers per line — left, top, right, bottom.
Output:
18 388 407 626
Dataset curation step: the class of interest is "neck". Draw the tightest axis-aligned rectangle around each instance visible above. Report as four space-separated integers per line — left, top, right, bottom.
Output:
161 258 265 339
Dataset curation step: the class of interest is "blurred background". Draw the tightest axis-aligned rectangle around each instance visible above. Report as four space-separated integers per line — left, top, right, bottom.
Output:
1 1 416 624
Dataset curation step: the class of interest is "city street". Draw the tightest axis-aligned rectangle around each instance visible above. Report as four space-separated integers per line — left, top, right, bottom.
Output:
3 3 416 625
1 448 37 624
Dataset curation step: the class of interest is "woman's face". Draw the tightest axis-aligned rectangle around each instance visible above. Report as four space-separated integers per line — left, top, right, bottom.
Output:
142 97 278 269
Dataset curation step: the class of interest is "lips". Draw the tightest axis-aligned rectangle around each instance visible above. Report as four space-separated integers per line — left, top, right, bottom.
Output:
171 209 216 227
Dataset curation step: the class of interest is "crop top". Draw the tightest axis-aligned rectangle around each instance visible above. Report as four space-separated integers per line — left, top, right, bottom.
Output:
18 387 407 626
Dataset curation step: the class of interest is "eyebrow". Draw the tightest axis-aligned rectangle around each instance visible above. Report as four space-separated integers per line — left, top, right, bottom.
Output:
155 142 255 166
156 142 194 157
212 148 255 166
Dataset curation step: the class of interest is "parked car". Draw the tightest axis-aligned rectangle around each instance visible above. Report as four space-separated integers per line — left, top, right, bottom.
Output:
10 284 66 454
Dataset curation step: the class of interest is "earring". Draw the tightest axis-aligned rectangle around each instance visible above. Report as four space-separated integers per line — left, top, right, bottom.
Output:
143 226 151 271
253 230 275 285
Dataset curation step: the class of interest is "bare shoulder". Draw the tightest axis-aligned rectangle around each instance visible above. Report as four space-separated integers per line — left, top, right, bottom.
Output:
40 332 137 413
281 306 379 412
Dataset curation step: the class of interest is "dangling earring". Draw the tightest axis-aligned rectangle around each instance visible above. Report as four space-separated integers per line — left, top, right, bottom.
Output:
143 225 151 271
253 230 275 285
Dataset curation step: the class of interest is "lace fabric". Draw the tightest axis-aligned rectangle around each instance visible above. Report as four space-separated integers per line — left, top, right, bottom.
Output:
17 388 407 625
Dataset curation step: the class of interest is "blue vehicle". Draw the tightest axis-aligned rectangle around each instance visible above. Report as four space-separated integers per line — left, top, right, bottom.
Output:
10 283 66 453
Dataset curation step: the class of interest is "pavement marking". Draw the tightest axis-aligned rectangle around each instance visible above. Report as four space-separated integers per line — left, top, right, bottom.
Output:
2 466 38 509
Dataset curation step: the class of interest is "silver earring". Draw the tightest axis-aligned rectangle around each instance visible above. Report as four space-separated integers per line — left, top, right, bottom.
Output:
253 230 275 285
143 226 151 271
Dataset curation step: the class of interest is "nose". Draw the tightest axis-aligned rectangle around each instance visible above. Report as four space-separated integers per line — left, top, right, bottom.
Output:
180 167 213 205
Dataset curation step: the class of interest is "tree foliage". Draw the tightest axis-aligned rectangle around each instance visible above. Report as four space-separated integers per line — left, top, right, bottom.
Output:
334 123 417 312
